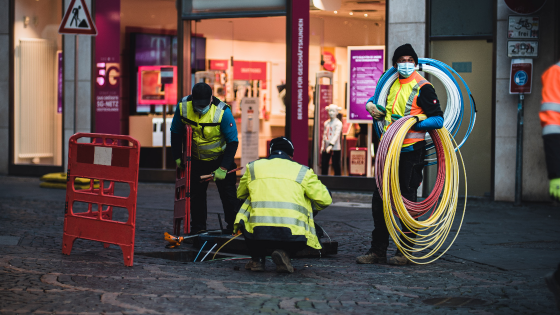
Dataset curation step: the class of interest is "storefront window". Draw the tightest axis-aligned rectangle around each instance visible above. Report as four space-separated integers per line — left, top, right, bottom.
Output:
14 0 63 166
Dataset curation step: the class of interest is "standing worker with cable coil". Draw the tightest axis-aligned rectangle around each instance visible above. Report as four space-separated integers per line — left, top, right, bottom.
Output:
170 82 239 235
357 43 444 266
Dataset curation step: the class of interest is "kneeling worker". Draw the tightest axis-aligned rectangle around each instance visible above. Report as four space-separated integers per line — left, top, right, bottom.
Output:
170 82 239 235
234 137 332 273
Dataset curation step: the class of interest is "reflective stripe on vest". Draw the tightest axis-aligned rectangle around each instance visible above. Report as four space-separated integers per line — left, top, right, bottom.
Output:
543 125 560 135
295 165 308 184
405 131 427 140
541 102 560 113
404 80 428 116
249 162 255 181
248 216 316 236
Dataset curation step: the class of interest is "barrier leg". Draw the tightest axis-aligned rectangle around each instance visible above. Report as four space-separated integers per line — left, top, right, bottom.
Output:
119 244 134 267
62 234 77 255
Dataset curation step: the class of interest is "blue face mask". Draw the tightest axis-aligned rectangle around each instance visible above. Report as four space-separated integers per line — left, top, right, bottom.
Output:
397 62 415 78
194 105 211 115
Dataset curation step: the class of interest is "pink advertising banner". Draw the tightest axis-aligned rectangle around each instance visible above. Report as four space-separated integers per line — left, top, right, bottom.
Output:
233 61 267 81
347 46 385 123
94 0 120 134
210 59 229 70
288 0 309 165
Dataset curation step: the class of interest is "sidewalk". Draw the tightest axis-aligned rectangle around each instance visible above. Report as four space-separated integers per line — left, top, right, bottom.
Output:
0 175 559 314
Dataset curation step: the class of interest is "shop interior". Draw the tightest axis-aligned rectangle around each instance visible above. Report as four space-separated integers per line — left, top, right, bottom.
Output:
125 0 386 176
12 0 387 178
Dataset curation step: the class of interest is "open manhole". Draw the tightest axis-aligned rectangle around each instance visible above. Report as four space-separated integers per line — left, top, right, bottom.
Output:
423 297 489 307
137 250 230 262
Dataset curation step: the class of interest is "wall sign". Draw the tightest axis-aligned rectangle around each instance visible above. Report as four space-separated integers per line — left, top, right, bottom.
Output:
347 46 385 123
209 59 229 70
349 148 367 176
507 40 538 58
508 16 539 39
240 98 260 175
234 61 267 81
509 58 533 94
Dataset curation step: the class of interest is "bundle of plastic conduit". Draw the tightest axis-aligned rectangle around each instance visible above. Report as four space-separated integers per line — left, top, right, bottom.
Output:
375 114 467 264
370 58 477 165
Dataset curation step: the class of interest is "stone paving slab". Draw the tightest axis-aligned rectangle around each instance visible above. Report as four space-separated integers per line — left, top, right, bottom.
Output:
0 175 559 314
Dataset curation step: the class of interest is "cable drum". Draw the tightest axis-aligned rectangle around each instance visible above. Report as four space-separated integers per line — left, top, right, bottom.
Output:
371 58 476 163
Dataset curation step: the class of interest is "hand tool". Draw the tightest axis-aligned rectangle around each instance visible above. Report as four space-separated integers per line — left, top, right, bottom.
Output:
199 167 244 182
164 232 200 249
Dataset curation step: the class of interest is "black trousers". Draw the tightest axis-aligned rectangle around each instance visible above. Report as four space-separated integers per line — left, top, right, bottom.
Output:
370 148 426 256
245 238 308 261
321 150 341 176
190 156 238 232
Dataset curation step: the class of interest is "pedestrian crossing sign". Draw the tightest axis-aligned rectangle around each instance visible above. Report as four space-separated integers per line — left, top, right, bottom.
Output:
58 0 97 35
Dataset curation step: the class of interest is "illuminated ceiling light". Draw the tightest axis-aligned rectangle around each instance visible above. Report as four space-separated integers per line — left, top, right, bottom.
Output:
364 13 368 17
334 10 338 14
349 12 353 15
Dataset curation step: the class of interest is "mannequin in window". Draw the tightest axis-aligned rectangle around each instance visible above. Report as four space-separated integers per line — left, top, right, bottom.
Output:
321 104 343 176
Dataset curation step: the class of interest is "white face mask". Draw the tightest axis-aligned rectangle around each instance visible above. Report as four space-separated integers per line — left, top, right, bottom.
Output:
397 62 415 78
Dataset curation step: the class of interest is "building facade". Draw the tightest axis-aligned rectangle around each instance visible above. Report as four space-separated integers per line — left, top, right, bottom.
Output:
1 0 559 202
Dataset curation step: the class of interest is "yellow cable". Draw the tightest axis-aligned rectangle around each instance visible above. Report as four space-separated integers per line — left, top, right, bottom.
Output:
211 234 242 260
382 116 467 264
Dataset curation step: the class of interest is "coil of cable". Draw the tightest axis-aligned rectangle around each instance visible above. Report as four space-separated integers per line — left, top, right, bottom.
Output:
370 58 476 164
375 114 467 264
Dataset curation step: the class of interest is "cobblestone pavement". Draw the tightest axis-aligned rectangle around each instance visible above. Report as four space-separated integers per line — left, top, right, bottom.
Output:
1 175 560 314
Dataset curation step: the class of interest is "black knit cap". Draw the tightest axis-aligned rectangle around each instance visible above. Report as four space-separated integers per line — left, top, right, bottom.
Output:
191 82 213 107
269 137 294 157
392 43 418 66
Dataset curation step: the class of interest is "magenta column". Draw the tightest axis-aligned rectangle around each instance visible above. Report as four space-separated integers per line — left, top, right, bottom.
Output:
286 0 309 165
94 0 121 134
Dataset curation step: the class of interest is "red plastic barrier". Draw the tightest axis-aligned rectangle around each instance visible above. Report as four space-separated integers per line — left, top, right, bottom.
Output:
173 125 192 235
62 133 140 267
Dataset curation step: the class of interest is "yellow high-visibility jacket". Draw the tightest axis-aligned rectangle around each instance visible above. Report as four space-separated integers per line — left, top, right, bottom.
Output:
179 98 228 161
234 154 332 249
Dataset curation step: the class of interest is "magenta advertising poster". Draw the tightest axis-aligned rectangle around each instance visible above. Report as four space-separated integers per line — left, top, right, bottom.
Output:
57 51 63 113
94 0 120 134
347 46 385 123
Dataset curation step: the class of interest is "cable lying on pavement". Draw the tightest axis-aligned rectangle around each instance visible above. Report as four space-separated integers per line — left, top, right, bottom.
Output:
375 114 467 264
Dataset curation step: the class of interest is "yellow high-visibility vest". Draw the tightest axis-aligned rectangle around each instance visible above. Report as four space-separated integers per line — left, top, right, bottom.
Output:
234 156 333 249
385 71 431 147
179 98 228 161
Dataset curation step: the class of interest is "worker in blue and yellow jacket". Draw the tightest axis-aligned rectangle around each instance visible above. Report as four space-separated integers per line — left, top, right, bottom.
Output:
170 82 239 235
234 137 332 273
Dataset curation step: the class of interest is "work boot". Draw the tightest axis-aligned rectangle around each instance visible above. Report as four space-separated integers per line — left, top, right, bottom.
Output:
545 273 560 311
271 250 294 273
356 250 387 264
387 250 412 266
244 258 265 271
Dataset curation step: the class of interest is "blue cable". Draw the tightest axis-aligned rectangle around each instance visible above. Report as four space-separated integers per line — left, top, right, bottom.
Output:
194 241 207 262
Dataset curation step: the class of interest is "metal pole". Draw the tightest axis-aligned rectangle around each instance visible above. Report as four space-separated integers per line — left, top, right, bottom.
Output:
74 35 79 135
162 105 167 169
514 94 524 205
366 124 372 177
